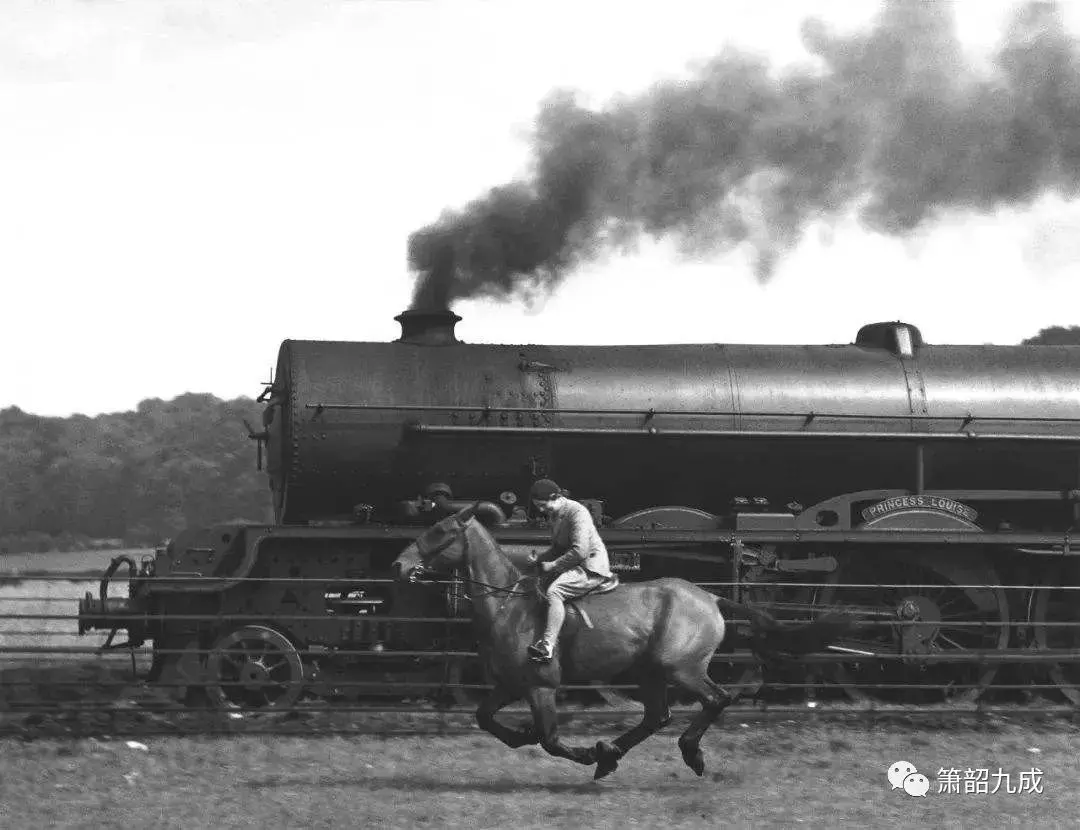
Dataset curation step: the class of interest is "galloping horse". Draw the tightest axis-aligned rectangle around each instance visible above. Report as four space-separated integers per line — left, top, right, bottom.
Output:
393 502 850 779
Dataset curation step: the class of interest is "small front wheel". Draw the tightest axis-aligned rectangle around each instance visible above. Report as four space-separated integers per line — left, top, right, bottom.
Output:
205 625 306 711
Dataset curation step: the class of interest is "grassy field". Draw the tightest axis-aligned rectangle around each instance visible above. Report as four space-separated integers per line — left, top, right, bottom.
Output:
0 548 139 668
0 548 152 578
0 578 118 655
0 576 157 725
0 720 1075 829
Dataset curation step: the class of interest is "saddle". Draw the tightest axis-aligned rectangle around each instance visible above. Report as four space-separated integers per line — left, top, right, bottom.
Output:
527 575 621 663
558 575 621 630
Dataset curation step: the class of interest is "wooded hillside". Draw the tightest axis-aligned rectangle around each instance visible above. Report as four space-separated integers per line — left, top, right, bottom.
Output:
0 395 270 553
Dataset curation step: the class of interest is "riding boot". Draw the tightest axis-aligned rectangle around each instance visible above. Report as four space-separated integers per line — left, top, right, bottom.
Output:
527 640 554 662
529 597 566 662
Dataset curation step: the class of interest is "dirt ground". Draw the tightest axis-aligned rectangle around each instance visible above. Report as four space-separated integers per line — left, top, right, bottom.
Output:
1 719 1076 830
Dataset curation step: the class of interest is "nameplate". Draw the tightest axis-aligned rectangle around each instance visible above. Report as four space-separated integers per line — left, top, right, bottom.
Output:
861 496 978 524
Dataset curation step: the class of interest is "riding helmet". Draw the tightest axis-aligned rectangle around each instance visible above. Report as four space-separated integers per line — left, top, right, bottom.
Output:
530 479 562 501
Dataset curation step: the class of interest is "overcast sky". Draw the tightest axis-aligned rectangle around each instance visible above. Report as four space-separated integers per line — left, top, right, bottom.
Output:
5 0 1080 417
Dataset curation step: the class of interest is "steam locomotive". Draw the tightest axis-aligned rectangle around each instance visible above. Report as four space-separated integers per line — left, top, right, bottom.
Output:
78 309 1080 708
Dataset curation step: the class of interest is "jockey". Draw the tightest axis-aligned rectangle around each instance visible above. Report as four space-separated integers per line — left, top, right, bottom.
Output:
527 478 615 663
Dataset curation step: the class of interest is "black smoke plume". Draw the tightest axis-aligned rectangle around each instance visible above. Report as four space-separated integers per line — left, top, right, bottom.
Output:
408 0 1080 310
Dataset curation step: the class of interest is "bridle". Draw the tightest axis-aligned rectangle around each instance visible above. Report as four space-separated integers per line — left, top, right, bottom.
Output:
410 519 533 600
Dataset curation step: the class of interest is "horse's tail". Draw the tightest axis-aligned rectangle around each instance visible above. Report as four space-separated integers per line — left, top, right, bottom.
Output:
714 596 853 665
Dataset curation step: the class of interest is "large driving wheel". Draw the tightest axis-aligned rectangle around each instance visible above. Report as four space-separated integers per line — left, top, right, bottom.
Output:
206 625 306 711
817 551 1010 705
1030 576 1080 705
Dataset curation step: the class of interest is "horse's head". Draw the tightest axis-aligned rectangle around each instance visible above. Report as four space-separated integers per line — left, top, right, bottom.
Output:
392 501 504 583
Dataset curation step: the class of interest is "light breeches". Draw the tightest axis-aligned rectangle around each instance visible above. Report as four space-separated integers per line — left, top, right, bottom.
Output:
540 568 606 643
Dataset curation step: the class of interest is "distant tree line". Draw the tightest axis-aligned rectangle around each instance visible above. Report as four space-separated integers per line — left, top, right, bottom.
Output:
1021 326 1080 346
0 394 271 554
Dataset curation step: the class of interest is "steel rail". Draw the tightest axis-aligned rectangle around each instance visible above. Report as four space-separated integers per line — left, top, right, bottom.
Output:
19 617 1071 629
2 676 1078 692
5 646 1080 663
11 574 1080 587
2 702 1078 717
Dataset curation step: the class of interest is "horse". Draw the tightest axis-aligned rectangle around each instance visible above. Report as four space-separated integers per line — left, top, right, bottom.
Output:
392 502 851 779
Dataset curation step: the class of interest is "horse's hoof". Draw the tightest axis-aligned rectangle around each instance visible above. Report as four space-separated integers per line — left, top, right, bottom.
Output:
594 762 618 780
594 756 619 779
681 748 705 776
593 741 621 780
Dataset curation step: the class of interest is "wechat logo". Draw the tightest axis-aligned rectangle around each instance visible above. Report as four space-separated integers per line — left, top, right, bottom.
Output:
888 761 930 797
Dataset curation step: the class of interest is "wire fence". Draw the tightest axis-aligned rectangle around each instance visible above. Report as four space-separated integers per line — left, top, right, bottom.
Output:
4 569 1080 736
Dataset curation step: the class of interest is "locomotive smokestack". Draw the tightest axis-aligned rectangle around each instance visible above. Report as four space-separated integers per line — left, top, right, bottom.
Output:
394 308 462 346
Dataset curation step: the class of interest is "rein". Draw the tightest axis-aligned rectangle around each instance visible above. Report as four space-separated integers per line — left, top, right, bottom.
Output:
447 571 534 600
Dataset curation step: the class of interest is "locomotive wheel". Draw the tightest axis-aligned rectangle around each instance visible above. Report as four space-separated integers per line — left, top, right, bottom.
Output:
818 551 1010 705
1031 578 1080 705
205 625 306 711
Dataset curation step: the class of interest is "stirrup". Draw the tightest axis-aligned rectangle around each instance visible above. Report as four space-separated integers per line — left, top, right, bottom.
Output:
528 639 553 662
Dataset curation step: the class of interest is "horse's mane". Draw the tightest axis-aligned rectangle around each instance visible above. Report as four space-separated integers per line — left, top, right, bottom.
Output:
463 518 540 593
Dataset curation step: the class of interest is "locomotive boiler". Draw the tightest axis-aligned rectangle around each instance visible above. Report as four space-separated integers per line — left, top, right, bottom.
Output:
79 310 1080 709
